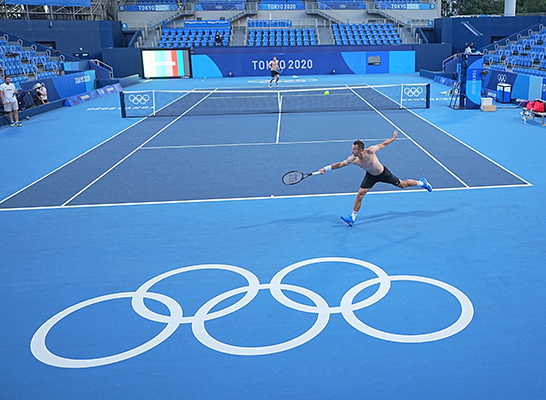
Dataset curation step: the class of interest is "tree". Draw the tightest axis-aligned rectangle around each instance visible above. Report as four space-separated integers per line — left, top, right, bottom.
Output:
517 0 546 13
441 0 546 17
442 0 457 17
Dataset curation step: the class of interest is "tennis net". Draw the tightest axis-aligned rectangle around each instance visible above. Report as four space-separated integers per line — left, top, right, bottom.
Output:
120 83 430 118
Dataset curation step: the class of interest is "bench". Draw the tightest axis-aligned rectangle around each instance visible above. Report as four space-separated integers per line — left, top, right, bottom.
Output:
533 111 546 126
523 99 546 125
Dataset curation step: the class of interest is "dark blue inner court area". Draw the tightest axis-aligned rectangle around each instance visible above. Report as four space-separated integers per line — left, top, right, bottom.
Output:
0 87 528 209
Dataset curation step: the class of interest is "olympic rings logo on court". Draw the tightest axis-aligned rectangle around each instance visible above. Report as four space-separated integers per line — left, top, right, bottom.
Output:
403 86 423 97
128 94 150 105
497 74 507 84
30 257 474 368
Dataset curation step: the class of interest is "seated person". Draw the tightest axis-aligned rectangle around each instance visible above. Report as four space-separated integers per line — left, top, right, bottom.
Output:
33 82 48 104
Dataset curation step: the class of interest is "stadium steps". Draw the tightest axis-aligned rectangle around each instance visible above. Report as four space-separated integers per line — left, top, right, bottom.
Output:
231 27 246 46
305 2 344 26
317 27 331 45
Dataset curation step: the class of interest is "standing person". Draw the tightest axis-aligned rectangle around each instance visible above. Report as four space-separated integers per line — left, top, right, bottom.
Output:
0 77 21 127
267 56 280 88
318 130 432 226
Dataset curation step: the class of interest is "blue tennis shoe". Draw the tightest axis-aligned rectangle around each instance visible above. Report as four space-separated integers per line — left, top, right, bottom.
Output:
420 178 432 192
340 215 354 227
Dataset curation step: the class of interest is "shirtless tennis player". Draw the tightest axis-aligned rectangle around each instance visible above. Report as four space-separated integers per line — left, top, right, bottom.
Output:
268 56 280 88
318 130 432 226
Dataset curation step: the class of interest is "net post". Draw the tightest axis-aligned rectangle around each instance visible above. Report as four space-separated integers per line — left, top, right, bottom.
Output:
119 91 126 118
426 83 431 109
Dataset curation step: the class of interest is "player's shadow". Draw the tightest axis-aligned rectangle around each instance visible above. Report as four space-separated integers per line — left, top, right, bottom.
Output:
235 208 456 230
361 207 457 224
234 213 335 230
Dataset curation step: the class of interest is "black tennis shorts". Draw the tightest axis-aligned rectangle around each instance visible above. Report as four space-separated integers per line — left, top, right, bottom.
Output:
271 70 279 77
360 166 401 189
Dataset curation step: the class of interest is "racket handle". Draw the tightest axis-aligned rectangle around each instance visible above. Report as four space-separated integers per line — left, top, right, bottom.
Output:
312 171 321 175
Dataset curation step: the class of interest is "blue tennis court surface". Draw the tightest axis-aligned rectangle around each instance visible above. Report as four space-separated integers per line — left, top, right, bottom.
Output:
1 74 545 400
0 80 529 209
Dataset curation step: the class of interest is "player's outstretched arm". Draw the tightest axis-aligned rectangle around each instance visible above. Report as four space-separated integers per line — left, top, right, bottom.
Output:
318 159 351 174
374 130 398 151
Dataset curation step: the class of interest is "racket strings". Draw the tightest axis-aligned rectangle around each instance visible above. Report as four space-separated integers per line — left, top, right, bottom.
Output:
282 171 305 185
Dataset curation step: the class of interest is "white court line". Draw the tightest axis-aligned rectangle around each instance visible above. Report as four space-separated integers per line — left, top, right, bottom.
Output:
141 138 407 150
405 107 532 186
355 85 530 187
0 87 531 210
276 91 282 143
347 85 470 188
61 90 218 207
0 183 533 212
0 117 148 206
0 88 209 207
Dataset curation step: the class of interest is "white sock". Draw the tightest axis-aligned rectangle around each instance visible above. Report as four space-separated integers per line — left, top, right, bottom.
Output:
351 211 358 220
416 180 424 187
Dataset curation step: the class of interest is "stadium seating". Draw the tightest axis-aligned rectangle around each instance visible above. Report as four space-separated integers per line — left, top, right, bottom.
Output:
0 44 32 85
247 28 317 46
158 28 230 47
332 22 401 46
485 27 546 78
0 39 61 87
246 21 403 47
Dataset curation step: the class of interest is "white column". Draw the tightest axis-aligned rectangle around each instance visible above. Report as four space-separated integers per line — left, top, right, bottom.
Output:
505 0 516 17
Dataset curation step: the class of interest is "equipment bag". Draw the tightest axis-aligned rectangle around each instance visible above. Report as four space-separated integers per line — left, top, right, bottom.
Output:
532 101 545 113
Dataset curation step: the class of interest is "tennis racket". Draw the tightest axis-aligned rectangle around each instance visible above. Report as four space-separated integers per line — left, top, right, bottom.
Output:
282 170 320 185
277 68 283 74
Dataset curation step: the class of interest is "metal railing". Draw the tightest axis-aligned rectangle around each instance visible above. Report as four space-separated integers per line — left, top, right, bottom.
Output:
305 2 346 26
122 3 196 43
481 23 543 53
217 1 257 22
90 59 114 79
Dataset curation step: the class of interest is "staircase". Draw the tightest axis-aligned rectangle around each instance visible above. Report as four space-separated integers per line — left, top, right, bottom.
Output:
231 27 246 46
316 27 332 45
305 1 345 26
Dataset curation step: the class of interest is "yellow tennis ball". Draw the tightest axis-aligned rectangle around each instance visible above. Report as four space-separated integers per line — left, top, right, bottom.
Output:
324 91 329 95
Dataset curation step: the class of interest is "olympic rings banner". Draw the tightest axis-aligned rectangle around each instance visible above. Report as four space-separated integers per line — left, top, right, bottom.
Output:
64 83 122 107
482 68 546 102
31 257 474 368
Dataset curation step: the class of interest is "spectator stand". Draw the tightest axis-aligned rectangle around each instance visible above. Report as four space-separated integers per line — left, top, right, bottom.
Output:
0 31 118 125
119 0 196 48
0 34 66 90
247 20 318 46
331 22 401 46
483 23 546 78
160 19 231 47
